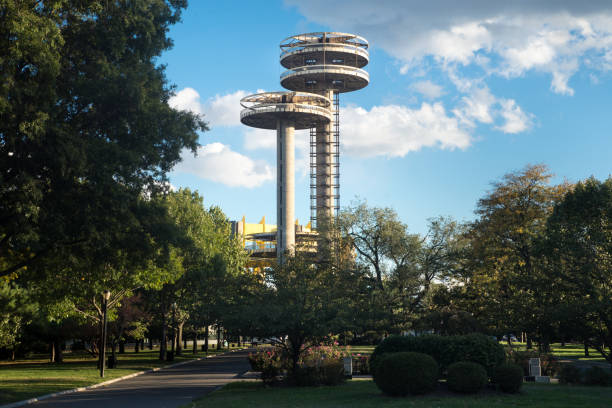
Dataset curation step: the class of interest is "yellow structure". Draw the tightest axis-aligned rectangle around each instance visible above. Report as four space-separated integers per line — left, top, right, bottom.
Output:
231 216 316 271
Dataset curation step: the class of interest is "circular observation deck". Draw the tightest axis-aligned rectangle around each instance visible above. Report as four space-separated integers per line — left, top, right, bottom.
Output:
240 92 332 130
280 32 369 93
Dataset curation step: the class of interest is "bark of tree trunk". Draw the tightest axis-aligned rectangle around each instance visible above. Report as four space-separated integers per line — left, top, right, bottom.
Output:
54 341 63 363
119 341 125 354
49 342 55 363
204 325 209 352
176 322 184 356
584 341 590 357
160 306 167 361
135 341 139 353
193 332 198 354
526 335 533 350
217 326 222 349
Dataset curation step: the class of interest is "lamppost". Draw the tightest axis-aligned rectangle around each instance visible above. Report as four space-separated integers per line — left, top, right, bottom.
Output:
100 290 110 378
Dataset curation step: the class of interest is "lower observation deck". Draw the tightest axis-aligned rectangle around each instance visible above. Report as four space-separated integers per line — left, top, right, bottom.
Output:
240 91 332 129
280 65 369 93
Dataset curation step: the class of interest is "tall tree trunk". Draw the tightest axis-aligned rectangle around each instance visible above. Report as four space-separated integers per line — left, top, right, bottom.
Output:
193 332 198 354
204 325 209 352
149 337 153 350
54 341 63 363
49 342 55 363
217 326 222 350
176 322 184 356
160 305 167 361
526 335 533 350
111 342 117 367
135 341 139 353
119 340 125 354
584 341 590 357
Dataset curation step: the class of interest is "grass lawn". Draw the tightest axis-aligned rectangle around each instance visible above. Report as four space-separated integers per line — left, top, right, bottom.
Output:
505 342 608 363
185 379 612 408
0 346 242 405
343 346 375 355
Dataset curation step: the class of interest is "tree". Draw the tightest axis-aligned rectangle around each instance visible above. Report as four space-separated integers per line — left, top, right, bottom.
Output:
544 177 612 366
248 255 347 374
1 0 205 279
0 281 36 359
464 164 569 347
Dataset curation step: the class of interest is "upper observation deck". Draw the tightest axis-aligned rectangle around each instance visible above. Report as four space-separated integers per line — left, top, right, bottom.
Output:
279 32 369 93
240 92 332 130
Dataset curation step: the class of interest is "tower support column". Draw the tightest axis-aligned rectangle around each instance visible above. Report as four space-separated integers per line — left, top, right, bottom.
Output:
315 89 334 225
277 119 295 260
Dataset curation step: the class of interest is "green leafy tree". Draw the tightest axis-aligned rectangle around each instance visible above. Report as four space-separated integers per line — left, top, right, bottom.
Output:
464 164 569 347
247 255 347 374
544 177 612 365
1 0 205 279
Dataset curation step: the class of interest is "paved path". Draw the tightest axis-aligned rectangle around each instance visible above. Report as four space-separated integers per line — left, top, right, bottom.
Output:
32 350 252 408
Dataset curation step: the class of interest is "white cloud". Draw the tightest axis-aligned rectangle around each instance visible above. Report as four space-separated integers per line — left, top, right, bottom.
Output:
286 0 612 95
453 85 533 133
174 143 274 188
412 80 445 99
496 99 533 134
244 128 276 150
453 87 496 126
341 103 471 157
169 88 250 127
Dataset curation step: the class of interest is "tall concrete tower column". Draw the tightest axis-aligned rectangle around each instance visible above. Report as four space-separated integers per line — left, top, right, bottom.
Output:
277 120 295 257
240 91 332 261
315 90 334 224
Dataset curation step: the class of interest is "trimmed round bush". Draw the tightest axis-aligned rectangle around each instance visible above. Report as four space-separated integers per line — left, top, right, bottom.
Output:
493 363 523 393
374 352 438 396
447 361 488 394
370 333 505 376
584 366 611 386
559 364 582 384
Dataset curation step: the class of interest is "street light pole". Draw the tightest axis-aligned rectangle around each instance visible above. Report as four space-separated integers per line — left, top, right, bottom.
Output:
100 290 110 378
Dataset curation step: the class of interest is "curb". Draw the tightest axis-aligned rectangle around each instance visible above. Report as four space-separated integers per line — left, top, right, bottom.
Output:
0 348 249 408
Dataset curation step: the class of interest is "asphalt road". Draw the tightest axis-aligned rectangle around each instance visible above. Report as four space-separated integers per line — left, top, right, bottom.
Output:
32 349 252 408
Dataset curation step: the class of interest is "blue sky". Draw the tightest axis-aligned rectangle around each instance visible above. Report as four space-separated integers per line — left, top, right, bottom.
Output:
165 1 612 234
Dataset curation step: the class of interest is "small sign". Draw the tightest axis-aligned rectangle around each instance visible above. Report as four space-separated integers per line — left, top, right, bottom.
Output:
343 357 353 378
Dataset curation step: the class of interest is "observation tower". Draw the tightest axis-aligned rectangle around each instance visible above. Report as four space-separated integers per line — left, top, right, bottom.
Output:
240 92 332 258
239 32 369 261
279 32 369 227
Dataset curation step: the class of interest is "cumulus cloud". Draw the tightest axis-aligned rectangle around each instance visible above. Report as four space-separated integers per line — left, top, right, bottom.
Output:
496 99 532 134
453 86 533 133
412 80 445 99
340 103 471 157
285 0 612 95
169 88 251 127
174 143 274 188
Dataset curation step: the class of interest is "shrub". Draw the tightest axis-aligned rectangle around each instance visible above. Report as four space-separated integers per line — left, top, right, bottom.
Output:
321 360 345 385
374 352 438 396
247 348 285 385
493 363 523 393
506 349 560 377
352 354 370 375
559 364 582 384
447 361 488 394
371 333 505 377
584 366 611 386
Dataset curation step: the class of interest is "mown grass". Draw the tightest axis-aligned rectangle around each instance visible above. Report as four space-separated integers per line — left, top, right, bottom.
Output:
185 379 612 408
505 342 608 362
342 342 609 362
0 346 242 405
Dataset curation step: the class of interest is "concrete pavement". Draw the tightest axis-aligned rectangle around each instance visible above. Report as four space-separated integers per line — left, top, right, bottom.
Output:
30 349 252 408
